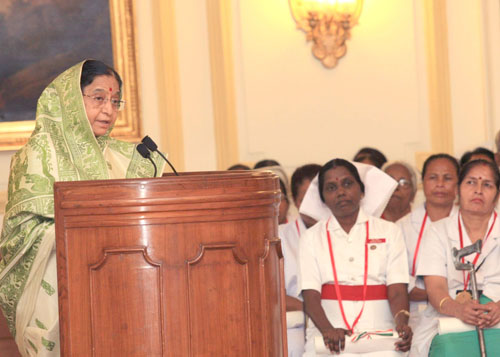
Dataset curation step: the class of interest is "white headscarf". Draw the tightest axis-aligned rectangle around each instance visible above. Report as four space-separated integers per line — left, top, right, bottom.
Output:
299 161 398 221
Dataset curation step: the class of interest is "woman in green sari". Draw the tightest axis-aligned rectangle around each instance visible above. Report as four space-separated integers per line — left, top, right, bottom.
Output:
0 60 164 356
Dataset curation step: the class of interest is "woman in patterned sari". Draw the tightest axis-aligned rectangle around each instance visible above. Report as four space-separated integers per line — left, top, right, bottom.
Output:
0 60 164 356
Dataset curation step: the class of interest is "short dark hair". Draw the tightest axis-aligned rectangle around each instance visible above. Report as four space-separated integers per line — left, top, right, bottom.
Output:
254 159 281 169
422 153 459 180
291 164 321 201
459 147 495 167
458 159 500 190
227 164 251 170
80 60 122 94
353 147 387 169
318 159 365 202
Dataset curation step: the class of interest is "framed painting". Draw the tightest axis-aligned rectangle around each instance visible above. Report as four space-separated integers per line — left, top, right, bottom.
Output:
0 0 141 151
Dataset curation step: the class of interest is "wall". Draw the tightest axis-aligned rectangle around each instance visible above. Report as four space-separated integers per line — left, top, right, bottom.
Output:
233 0 429 173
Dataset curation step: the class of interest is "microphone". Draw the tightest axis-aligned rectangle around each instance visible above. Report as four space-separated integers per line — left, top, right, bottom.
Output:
136 143 157 177
141 136 179 176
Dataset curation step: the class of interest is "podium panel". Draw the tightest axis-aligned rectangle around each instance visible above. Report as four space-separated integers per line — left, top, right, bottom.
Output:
54 171 286 356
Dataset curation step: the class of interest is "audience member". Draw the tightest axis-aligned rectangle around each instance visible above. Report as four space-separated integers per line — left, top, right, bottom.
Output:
398 154 459 357
227 163 251 170
254 159 281 169
460 147 495 167
382 161 417 222
353 147 387 169
299 159 411 356
279 164 321 357
254 159 291 224
417 159 500 356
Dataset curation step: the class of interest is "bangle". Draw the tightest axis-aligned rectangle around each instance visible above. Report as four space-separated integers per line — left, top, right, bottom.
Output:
394 309 410 320
439 296 451 312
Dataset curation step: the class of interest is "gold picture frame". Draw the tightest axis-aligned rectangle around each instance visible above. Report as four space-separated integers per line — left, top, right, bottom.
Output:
0 0 141 151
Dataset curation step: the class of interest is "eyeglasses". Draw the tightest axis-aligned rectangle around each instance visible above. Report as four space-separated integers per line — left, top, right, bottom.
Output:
397 178 412 189
83 94 125 111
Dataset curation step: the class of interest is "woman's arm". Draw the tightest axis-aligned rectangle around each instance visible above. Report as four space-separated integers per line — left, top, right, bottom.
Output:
302 289 351 353
424 275 486 325
409 286 427 301
387 283 412 352
286 295 303 312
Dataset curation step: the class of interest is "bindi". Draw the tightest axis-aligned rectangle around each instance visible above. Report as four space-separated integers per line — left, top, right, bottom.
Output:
109 87 113 92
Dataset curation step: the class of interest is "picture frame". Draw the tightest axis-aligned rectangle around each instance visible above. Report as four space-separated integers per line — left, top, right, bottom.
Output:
0 0 141 151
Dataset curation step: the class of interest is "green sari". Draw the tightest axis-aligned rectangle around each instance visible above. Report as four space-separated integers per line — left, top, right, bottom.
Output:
0 61 164 356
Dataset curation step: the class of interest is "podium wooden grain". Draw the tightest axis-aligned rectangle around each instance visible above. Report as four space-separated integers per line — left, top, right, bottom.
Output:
54 171 287 356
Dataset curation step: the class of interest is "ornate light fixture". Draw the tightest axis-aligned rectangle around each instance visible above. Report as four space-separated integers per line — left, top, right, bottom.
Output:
289 0 363 68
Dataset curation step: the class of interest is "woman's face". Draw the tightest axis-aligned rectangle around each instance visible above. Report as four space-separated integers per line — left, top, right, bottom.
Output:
459 164 499 216
82 75 120 137
322 166 363 219
385 164 415 211
278 193 289 224
423 158 458 207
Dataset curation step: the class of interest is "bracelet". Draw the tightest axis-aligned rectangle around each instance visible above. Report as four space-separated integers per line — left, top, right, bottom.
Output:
394 309 410 320
439 296 451 312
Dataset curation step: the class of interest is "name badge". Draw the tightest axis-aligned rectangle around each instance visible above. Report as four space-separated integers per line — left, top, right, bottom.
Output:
367 238 386 244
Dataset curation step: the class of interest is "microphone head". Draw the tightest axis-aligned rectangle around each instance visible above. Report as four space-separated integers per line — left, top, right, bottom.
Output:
142 135 158 152
136 143 151 158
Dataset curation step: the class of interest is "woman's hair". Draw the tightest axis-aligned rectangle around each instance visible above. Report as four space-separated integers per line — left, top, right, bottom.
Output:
80 60 123 93
254 159 281 169
353 147 387 169
318 159 365 202
421 154 459 180
383 161 418 193
290 164 321 201
227 163 251 170
459 147 495 167
458 159 500 190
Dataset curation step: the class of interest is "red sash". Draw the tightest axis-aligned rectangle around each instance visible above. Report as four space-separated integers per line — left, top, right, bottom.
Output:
321 284 388 301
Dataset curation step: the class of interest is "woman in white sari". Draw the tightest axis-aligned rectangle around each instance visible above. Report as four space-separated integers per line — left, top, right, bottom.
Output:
0 60 163 356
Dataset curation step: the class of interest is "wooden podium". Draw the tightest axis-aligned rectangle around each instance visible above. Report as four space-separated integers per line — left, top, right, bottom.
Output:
54 171 287 356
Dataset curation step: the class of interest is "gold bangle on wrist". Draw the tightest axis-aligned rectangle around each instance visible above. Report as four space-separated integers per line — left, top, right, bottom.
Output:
439 296 451 312
394 309 410 320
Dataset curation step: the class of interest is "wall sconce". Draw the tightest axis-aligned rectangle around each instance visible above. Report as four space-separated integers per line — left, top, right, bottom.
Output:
289 0 363 68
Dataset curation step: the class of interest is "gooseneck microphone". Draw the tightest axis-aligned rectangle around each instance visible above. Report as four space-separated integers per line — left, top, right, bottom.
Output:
136 143 158 177
141 136 179 176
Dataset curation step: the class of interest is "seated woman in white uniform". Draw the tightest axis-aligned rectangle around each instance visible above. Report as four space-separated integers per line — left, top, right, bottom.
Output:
397 154 459 357
279 164 321 357
417 159 500 356
298 159 412 356
382 162 417 223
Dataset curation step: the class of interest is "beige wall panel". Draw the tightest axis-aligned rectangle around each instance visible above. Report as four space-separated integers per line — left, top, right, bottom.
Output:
135 0 163 148
447 0 488 157
174 0 217 172
482 0 500 150
233 0 430 172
